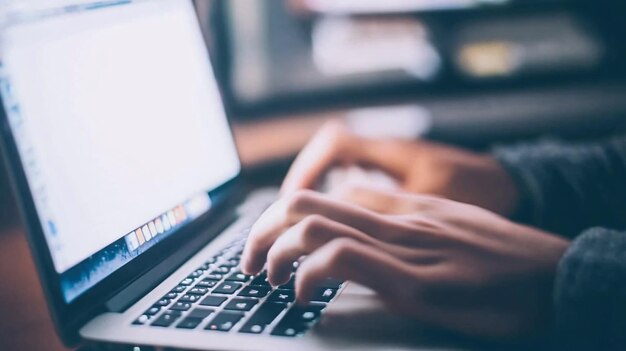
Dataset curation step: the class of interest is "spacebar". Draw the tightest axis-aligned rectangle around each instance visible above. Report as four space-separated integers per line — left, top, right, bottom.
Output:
239 302 286 334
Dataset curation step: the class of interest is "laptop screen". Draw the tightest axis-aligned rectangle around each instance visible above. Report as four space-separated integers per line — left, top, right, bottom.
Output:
0 0 241 302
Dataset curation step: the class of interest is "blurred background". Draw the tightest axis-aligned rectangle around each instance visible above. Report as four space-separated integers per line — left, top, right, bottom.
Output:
211 0 626 132
4 0 626 223
196 0 626 167
2 1 626 350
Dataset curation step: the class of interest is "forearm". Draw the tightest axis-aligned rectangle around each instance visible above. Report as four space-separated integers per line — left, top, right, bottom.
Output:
493 136 626 237
552 227 626 350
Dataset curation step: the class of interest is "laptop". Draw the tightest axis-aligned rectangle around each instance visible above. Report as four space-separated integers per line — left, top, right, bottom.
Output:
0 1 467 350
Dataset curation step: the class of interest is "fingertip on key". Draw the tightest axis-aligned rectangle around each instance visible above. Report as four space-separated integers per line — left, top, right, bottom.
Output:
294 287 312 305
240 258 256 276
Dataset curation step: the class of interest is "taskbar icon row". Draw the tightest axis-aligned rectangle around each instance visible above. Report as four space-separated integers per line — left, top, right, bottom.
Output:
124 193 211 252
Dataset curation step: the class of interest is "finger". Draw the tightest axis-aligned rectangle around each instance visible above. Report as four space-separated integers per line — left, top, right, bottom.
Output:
241 201 285 274
241 190 402 274
281 122 356 195
242 189 447 275
267 215 440 286
266 215 385 286
295 238 414 304
281 123 420 195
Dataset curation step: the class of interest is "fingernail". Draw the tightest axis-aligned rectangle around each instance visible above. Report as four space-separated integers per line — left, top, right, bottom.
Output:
268 277 280 288
268 280 280 289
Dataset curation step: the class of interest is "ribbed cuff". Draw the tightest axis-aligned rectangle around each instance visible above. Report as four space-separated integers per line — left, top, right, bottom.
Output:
552 227 626 350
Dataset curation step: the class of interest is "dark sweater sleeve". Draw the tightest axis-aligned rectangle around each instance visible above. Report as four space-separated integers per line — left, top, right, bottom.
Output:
552 227 626 350
492 137 626 349
492 136 626 237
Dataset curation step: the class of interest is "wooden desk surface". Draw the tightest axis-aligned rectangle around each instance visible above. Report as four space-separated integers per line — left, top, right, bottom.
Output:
0 225 72 351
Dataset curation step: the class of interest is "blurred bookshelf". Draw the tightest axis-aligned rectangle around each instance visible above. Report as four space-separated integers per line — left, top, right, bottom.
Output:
196 0 626 146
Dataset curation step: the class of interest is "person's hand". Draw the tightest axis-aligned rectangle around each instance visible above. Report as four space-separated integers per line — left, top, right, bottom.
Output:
241 188 569 339
281 121 520 217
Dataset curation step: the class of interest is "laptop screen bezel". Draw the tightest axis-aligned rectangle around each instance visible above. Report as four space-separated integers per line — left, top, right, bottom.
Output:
0 1 245 345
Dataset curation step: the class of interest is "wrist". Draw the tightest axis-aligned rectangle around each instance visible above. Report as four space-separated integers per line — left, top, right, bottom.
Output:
479 155 521 218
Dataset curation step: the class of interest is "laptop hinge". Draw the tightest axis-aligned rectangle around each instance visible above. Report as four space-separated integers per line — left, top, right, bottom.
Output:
105 210 238 313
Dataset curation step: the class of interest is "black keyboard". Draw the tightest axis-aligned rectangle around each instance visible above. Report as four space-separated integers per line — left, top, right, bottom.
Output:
132 228 343 337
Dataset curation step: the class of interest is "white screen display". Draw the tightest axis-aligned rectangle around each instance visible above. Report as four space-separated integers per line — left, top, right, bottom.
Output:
0 0 241 273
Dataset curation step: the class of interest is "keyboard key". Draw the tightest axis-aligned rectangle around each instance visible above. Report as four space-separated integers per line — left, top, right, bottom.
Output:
239 302 287 334
155 298 170 307
188 308 214 319
188 269 204 278
271 323 309 337
318 278 343 289
282 305 325 324
238 286 271 298
205 273 223 280
171 285 187 293
221 259 239 267
151 311 182 327
133 314 151 325
279 276 295 290
176 317 203 330
213 265 231 275
270 305 324 337
250 273 270 287
163 292 178 300
144 305 162 316
225 271 252 282
310 288 337 303
178 294 201 303
200 295 228 307
170 302 192 311
188 287 209 295
268 289 295 303
180 278 194 286
195 279 219 289
205 311 244 332
213 282 242 295
224 298 258 312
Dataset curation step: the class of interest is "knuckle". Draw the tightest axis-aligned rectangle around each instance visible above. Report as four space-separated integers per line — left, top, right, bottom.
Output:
320 122 353 154
285 189 316 216
326 238 356 265
298 215 326 245
320 121 347 140
300 214 325 231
